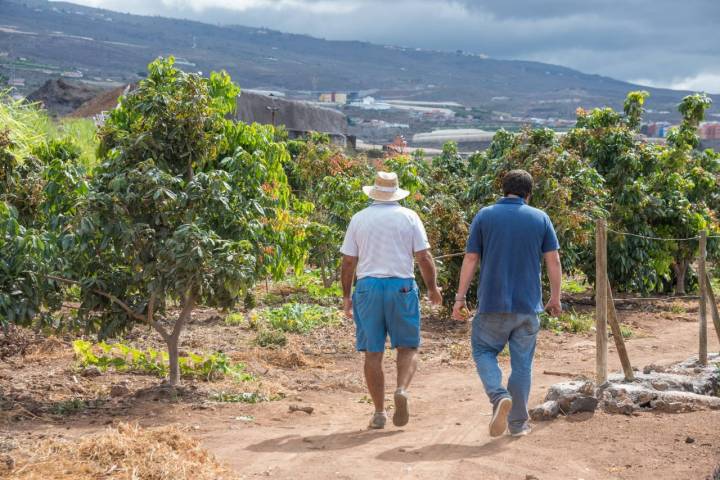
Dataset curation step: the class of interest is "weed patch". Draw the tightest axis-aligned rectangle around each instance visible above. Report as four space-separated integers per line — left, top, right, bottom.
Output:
669 303 687 314
289 271 342 302
72 340 252 381
262 303 341 333
209 391 274 403
255 329 288 347
541 310 594 334
54 398 85 415
224 312 245 325
620 324 634 339
562 277 590 294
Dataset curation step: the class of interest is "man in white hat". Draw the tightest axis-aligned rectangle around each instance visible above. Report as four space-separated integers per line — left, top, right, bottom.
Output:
340 171 443 429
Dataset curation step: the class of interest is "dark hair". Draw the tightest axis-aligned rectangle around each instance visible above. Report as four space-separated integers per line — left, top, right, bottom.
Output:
502 169 533 198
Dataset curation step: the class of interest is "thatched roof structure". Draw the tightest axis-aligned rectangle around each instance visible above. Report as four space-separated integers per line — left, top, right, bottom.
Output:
235 91 347 141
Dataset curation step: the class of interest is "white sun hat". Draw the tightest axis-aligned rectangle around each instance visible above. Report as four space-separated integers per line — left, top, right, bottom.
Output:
362 171 410 202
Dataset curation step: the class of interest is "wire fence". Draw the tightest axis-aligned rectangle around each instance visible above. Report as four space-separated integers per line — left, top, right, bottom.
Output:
607 227 720 241
434 228 719 260
432 251 466 260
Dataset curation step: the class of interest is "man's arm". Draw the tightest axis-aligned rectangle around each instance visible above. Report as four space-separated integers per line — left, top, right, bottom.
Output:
451 253 480 320
415 249 442 305
341 254 358 319
544 250 562 317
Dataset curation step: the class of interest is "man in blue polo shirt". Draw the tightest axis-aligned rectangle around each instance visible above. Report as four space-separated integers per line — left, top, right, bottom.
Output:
452 169 562 438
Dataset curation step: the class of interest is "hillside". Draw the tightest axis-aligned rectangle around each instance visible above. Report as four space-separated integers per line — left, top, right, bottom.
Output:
1 0 713 123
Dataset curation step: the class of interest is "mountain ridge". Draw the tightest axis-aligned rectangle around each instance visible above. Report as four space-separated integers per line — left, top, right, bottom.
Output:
0 0 714 121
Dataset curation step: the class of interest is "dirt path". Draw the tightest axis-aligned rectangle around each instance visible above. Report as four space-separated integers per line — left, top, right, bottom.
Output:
196 312 720 480
3 307 719 479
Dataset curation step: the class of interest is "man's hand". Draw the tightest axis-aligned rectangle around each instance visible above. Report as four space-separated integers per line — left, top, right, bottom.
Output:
428 286 443 306
343 297 353 319
545 297 562 317
452 300 471 321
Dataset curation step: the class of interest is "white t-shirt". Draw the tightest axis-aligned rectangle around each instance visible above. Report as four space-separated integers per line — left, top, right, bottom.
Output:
340 201 431 279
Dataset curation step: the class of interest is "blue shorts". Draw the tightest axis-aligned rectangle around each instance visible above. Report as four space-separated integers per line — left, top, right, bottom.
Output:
352 276 421 352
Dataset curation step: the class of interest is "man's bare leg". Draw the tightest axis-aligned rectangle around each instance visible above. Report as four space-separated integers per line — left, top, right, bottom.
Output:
364 352 385 412
396 347 418 391
393 347 418 427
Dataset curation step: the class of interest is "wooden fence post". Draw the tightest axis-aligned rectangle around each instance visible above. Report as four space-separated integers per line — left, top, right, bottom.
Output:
606 280 634 381
706 272 720 346
699 230 708 366
596 219 608 384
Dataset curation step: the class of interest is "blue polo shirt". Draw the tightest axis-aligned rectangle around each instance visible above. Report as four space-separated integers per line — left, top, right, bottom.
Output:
466 197 559 314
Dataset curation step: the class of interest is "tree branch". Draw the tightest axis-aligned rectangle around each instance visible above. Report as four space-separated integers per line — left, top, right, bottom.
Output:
171 291 196 339
46 275 146 323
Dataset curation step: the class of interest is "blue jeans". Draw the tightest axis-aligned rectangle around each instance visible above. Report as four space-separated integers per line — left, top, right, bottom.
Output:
471 313 540 430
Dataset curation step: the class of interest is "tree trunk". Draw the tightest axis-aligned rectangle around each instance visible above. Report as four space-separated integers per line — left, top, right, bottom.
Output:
673 260 688 295
319 259 332 289
167 334 181 387
163 292 196 387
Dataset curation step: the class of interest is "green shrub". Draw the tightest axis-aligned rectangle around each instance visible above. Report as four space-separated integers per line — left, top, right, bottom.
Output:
562 277 589 294
72 340 251 381
263 303 341 333
243 290 257 310
669 303 686 314
262 292 284 306
209 391 278 403
255 329 287 347
540 310 594 334
289 271 343 302
52 398 90 415
225 312 245 325
620 324 634 339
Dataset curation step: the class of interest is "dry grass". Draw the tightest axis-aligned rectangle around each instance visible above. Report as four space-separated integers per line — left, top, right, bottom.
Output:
3 423 237 480
25 337 68 360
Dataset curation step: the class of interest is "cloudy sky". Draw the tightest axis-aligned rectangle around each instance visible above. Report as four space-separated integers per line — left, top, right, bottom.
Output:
68 0 720 93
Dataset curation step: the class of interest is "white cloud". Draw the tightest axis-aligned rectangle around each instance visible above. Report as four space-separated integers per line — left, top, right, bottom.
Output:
669 73 720 95
66 0 358 14
632 73 720 95
157 0 359 14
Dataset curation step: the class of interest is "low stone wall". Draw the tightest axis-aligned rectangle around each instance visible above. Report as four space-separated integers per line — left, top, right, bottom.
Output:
531 354 720 421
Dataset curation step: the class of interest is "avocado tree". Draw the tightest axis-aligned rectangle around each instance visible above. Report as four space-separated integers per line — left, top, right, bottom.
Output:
62 58 307 386
565 91 718 294
1 97 89 330
566 98 668 291
467 128 606 277
654 93 717 293
286 137 373 287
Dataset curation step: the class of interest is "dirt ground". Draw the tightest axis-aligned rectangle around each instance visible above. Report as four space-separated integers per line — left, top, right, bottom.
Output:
1 297 719 480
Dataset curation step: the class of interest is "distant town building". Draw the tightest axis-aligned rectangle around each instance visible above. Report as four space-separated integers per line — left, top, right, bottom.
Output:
61 70 84 78
641 122 673 138
318 92 347 104
699 122 720 140
236 91 348 145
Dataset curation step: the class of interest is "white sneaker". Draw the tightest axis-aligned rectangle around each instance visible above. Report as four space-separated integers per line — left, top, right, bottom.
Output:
393 390 410 427
368 411 387 429
489 397 512 437
510 424 532 437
